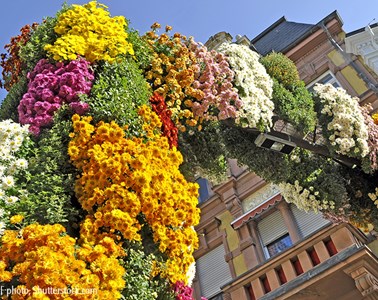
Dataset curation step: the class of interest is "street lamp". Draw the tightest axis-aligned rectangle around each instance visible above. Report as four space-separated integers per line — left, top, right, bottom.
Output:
254 133 296 154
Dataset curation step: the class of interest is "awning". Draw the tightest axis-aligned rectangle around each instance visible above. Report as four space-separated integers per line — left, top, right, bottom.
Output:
231 194 282 229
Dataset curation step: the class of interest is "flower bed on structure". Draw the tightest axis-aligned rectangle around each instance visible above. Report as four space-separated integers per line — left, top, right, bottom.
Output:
0 1 378 299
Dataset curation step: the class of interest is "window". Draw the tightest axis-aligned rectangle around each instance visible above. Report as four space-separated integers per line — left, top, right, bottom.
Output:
257 209 290 259
246 285 256 300
266 234 293 257
197 177 212 203
324 238 338 256
291 204 330 238
307 71 341 93
260 276 271 293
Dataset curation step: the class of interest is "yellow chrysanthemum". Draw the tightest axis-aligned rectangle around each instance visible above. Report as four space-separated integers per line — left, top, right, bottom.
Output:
9 214 24 224
69 106 200 284
45 1 133 63
0 224 125 299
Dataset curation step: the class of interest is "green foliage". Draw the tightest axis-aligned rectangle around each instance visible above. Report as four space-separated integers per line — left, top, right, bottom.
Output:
81 57 151 134
126 26 154 70
0 75 28 121
288 149 349 208
261 52 316 134
18 15 60 73
260 52 300 88
221 123 292 183
271 79 316 133
8 108 80 227
121 242 175 300
179 122 229 184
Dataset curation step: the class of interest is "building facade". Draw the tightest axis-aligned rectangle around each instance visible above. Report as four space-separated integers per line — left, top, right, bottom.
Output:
193 11 378 300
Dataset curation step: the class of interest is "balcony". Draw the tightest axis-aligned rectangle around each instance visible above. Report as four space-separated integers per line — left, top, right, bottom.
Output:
221 223 378 300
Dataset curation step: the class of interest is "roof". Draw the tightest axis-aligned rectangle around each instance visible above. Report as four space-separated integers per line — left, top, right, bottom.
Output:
251 17 316 55
251 11 343 56
346 21 378 37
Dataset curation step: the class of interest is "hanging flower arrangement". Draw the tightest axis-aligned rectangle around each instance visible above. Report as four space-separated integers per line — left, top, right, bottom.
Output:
313 83 369 159
188 40 242 122
0 1 377 299
218 42 274 131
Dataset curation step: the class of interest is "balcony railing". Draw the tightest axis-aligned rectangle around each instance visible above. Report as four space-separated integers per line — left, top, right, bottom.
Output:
222 223 369 300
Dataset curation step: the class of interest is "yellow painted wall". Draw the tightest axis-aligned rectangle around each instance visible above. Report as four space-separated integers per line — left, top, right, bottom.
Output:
232 255 248 276
327 49 345 67
341 66 368 95
219 211 239 252
219 211 247 276
368 239 378 256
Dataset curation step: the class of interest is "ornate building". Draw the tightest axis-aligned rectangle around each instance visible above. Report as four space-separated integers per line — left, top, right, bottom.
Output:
345 22 378 88
193 11 378 300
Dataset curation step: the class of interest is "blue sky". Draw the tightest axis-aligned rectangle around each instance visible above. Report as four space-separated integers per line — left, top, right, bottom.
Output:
1 0 378 102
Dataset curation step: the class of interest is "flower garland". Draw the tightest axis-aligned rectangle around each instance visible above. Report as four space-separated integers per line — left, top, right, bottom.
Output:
1 0 377 298
314 83 369 158
18 58 94 135
44 1 133 63
361 105 378 171
217 43 274 131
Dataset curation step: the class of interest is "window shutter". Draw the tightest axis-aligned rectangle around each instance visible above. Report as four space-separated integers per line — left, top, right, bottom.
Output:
196 245 233 298
257 210 287 246
291 204 330 238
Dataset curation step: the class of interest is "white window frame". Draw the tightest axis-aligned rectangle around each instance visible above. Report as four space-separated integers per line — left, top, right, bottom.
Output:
306 71 341 91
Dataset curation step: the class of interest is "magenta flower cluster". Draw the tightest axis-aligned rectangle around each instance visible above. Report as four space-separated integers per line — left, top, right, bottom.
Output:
18 58 94 135
189 40 242 121
174 281 207 300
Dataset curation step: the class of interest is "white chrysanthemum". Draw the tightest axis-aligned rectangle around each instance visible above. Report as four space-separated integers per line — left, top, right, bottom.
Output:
0 189 5 199
314 83 369 158
186 261 196 287
0 120 28 154
4 195 19 205
0 221 5 237
218 43 274 130
15 158 28 170
1 175 15 189
278 181 321 213
0 166 6 177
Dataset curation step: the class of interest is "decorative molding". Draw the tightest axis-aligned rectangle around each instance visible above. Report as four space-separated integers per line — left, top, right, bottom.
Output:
347 266 378 299
345 26 378 75
242 183 280 212
205 31 233 51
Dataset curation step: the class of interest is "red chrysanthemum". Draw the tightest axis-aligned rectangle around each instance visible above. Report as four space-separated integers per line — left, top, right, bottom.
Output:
150 93 178 148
